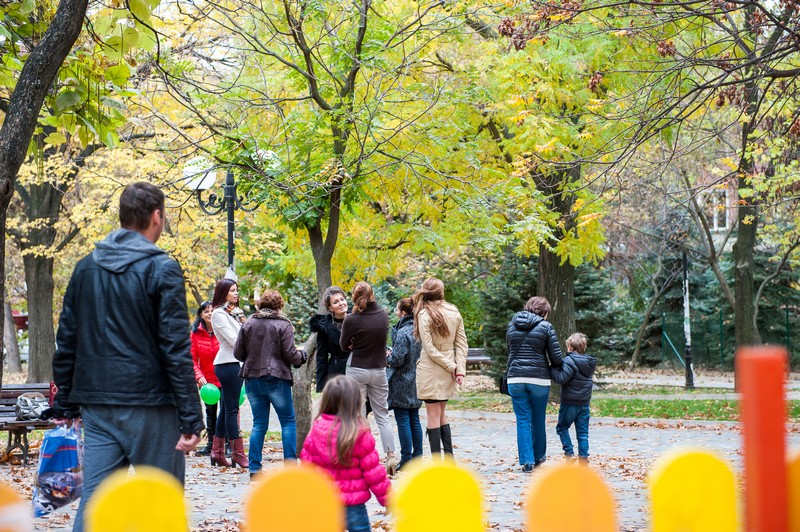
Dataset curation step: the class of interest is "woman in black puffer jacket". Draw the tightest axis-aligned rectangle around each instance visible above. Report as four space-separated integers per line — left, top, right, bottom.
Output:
505 296 563 472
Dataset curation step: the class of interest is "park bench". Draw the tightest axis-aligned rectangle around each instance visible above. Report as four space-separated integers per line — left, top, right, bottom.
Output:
466 348 491 370
0 383 56 464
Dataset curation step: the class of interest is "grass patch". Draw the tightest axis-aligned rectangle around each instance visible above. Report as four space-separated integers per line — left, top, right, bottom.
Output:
237 430 282 442
450 391 800 422
593 384 731 396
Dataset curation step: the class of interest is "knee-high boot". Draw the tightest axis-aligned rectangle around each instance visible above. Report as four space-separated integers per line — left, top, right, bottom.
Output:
231 438 249 469
427 428 442 459
440 424 453 456
210 436 231 467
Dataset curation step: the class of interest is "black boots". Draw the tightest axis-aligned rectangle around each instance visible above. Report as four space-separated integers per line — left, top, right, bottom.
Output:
427 427 442 459
440 424 453 456
427 425 454 459
196 431 213 456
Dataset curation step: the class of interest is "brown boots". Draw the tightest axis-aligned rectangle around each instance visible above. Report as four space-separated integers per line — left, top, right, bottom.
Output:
211 436 249 469
231 438 249 469
210 436 231 467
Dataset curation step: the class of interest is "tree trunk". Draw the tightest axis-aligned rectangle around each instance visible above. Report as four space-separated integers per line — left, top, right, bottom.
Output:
538 245 574 403
15 180 63 383
23 254 56 382
293 335 317 452
0 0 90 389
295 219 337 448
537 247 576 344
3 301 21 373
629 292 662 369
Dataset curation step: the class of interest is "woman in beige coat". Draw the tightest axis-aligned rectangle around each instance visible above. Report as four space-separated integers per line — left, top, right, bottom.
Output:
413 278 468 458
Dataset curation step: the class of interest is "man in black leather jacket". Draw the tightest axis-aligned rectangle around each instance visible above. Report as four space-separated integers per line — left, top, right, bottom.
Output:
51 182 203 531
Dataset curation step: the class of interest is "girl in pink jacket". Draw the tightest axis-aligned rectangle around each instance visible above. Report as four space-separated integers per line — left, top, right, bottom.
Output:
301 375 390 531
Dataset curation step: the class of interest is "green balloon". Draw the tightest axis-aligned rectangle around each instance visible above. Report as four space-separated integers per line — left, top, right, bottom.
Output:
239 385 246 406
200 383 220 405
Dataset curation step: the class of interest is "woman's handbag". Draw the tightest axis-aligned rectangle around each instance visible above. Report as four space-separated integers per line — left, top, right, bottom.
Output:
500 377 510 396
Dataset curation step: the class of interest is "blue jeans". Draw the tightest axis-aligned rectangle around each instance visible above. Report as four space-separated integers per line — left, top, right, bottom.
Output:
556 404 590 458
393 407 423 467
345 503 371 532
508 383 550 466
246 376 297 473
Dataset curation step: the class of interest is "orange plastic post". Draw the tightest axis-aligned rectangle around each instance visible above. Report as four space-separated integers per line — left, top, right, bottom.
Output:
736 346 788 532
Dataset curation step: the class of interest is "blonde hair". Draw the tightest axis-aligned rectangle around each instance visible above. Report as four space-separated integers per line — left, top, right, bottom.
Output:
317 375 365 466
413 278 450 340
351 281 374 313
566 332 587 354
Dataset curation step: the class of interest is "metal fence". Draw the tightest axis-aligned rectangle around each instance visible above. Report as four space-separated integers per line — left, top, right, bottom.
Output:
661 309 799 371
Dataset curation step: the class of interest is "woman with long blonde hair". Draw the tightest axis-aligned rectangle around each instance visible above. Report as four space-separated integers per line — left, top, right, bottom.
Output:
413 278 468 458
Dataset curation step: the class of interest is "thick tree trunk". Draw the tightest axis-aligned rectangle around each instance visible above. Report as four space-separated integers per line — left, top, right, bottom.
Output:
23 254 55 382
16 181 62 383
3 301 22 373
0 0 89 388
534 166 579 402
537 247 576 345
537 246 574 403
733 204 758 348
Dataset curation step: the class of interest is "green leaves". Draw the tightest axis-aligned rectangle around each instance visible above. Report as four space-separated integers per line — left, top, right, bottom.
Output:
54 90 82 112
104 64 130 86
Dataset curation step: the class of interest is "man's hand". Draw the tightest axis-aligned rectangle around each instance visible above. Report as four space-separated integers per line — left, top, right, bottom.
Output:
175 434 201 452
53 418 79 428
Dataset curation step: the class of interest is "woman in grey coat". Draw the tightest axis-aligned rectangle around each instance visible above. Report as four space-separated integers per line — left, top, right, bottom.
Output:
387 297 423 470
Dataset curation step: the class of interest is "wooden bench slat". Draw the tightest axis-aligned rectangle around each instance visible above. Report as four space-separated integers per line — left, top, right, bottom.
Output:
0 384 57 465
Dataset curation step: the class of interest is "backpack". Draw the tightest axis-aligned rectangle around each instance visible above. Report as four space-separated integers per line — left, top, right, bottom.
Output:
15 392 49 421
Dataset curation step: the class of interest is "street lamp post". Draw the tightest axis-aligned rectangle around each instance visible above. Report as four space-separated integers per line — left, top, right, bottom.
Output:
184 161 258 276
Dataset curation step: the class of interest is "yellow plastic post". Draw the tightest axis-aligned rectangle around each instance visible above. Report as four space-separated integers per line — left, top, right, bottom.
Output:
390 459 484 532
648 449 738 532
0 481 31 532
245 464 343 532
86 467 187 532
790 451 800 532
525 463 616 532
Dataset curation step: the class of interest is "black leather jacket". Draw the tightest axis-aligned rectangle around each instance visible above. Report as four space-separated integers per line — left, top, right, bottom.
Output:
505 311 563 379
309 313 350 392
51 229 204 435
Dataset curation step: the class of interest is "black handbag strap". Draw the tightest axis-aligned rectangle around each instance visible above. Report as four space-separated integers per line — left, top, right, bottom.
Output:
505 326 535 376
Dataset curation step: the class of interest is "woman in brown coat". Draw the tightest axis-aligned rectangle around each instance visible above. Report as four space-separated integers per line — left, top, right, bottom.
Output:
234 289 307 478
413 278 468 458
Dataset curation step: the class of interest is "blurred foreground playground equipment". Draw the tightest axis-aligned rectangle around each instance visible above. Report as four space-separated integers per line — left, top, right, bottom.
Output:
0 346 796 531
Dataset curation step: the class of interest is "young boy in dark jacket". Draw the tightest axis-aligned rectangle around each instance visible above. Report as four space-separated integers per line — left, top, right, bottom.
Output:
550 333 596 462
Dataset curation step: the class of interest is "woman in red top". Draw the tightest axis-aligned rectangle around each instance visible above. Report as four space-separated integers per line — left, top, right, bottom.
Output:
191 301 221 455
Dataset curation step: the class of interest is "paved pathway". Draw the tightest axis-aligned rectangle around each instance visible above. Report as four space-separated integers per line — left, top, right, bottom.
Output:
30 408 800 532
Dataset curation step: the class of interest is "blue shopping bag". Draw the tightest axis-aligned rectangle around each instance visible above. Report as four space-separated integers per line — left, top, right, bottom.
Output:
32 423 83 517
